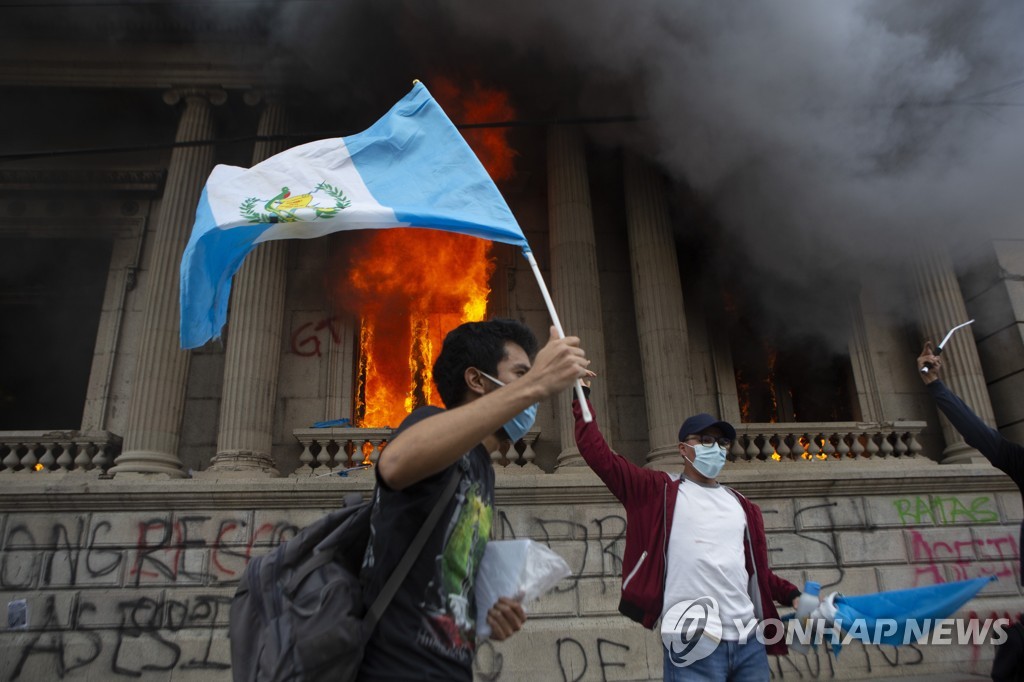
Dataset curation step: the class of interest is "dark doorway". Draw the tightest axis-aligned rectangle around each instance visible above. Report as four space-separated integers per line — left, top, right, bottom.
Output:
0 237 112 429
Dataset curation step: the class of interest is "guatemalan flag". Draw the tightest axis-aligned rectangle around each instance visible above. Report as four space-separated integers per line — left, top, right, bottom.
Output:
180 81 530 349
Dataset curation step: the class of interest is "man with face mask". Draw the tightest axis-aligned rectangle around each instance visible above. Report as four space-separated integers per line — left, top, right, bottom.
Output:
359 319 589 682
572 396 802 680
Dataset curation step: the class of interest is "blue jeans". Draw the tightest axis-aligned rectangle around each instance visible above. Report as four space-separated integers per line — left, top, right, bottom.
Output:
663 639 770 681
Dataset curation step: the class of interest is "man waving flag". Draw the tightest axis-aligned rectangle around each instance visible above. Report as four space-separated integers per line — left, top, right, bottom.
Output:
179 81 529 350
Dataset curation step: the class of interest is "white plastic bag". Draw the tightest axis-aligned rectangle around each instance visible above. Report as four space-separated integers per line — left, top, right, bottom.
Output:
475 539 572 638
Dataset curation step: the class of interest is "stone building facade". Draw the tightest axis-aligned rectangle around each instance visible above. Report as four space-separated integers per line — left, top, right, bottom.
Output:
2 7 1024 681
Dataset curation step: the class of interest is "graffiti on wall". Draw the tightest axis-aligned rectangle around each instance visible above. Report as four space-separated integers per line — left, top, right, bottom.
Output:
0 491 1015 680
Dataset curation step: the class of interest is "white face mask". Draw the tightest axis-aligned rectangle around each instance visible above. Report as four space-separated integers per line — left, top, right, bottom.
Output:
684 442 727 479
479 371 539 442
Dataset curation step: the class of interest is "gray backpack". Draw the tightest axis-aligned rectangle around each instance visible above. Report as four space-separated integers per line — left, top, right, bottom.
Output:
229 472 460 682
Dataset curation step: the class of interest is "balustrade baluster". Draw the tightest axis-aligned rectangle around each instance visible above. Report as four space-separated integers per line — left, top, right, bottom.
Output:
295 441 315 476
2 443 20 472
94 443 110 472
894 433 909 457
851 434 866 459
776 435 792 461
332 439 351 471
879 433 894 458
864 434 880 458
822 433 836 461
72 442 92 472
807 434 822 460
746 435 760 461
520 445 538 471
25 443 42 472
908 433 922 457
56 441 74 472
836 434 851 460
368 439 385 466
315 439 331 471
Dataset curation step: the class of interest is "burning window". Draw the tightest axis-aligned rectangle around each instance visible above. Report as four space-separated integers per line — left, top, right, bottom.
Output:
723 289 858 424
331 78 516 428
334 229 495 428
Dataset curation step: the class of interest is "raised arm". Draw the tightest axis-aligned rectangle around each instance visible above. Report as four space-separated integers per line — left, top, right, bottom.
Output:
379 327 589 490
917 343 1024 480
572 396 662 504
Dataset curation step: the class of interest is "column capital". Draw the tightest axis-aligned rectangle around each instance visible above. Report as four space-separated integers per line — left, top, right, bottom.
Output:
162 88 227 107
242 89 284 107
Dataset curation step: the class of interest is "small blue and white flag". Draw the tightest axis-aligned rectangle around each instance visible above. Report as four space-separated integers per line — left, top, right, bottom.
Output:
180 81 529 349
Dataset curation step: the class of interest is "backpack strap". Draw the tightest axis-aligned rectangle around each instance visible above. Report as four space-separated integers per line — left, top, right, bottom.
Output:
363 465 462 638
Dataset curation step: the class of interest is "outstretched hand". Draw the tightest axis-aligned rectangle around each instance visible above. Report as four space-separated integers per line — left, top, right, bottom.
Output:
917 342 942 384
524 326 590 398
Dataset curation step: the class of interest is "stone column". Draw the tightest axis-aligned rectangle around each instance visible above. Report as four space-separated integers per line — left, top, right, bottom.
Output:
208 96 288 476
111 89 225 477
547 126 609 469
912 247 996 463
623 155 695 468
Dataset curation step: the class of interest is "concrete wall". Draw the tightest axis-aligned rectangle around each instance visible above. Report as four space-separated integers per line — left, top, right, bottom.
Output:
1 463 1019 681
961 239 1024 445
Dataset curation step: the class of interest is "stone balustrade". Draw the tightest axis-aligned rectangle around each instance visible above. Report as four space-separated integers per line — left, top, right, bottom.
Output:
731 421 926 463
291 427 542 477
0 431 122 474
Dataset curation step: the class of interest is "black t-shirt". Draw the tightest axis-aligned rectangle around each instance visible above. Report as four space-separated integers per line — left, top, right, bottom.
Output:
358 406 496 682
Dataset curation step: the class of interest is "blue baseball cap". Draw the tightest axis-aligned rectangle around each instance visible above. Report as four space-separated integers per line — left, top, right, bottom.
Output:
678 413 737 442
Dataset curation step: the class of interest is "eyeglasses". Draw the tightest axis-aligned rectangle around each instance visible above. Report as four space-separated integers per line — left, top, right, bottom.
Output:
684 434 733 448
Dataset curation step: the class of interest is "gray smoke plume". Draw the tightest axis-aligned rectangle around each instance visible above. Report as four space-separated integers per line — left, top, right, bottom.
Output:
268 1 1024 333
421 1 1024 340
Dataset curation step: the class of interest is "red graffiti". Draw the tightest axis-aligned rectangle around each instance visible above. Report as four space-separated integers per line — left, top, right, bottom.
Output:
908 529 1017 586
290 316 344 357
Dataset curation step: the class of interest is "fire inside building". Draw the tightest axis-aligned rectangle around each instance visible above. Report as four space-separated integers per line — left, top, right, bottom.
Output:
1 3 1023 680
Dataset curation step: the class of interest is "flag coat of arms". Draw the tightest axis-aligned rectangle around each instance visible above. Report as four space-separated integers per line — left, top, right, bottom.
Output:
180 81 529 349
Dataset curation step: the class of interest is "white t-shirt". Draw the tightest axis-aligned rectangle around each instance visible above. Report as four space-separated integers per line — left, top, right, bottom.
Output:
660 476 755 640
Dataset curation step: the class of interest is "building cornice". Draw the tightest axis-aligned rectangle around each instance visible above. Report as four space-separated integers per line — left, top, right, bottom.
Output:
0 461 1014 512
0 169 166 194
0 43 277 90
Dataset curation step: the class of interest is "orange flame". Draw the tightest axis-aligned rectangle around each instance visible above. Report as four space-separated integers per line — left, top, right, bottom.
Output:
431 77 517 182
342 229 495 428
338 79 516 428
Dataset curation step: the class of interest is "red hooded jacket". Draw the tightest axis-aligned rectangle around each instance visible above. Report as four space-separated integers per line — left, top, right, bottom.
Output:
573 400 800 656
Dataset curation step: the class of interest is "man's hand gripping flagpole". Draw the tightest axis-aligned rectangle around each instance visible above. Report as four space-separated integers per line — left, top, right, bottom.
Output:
524 249 592 423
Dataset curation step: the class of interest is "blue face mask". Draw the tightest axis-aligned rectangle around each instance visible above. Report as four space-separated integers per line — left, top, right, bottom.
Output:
684 442 727 479
479 371 539 442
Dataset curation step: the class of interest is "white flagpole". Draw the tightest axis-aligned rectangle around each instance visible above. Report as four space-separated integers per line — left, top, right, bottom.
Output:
523 249 593 423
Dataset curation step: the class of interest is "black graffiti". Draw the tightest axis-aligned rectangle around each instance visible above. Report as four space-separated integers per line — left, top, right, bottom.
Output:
532 514 626 599
592 516 626 590
9 595 101 680
771 643 837 679
792 502 844 588
557 637 587 682
556 636 631 682
860 642 924 674
111 593 232 676
495 510 517 541
473 639 503 681
1 519 123 589
770 641 924 680
596 638 630 681
0 525 41 589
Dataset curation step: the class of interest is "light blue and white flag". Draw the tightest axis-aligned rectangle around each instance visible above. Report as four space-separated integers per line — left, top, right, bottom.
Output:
180 81 529 349
812 575 996 655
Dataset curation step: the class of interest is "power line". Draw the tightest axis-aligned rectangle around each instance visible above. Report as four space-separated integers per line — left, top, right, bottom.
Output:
0 116 641 162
